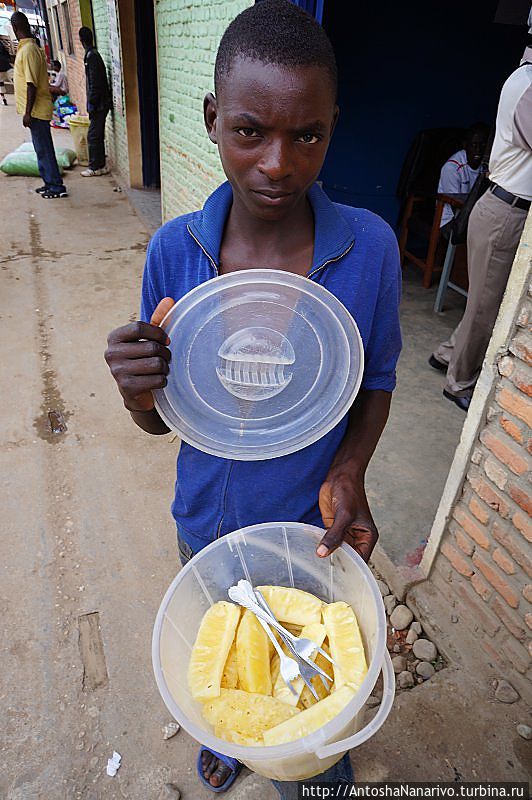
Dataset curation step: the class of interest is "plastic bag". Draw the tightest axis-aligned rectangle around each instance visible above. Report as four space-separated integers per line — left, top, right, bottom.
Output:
16 142 76 168
0 150 65 177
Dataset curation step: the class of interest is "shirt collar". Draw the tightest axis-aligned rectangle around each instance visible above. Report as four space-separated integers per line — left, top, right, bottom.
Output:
188 181 355 273
17 37 35 50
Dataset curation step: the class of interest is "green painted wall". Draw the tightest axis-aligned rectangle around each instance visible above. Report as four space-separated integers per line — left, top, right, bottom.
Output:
155 0 252 221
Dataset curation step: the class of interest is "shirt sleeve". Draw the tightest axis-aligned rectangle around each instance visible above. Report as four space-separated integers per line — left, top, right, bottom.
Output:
513 84 532 151
361 234 402 392
139 235 162 322
437 160 462 195
23 47 41 86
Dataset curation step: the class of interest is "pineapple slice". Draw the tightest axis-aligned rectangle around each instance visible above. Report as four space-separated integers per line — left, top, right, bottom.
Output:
322 602 367 691
270 652 280 688
263 685 355 746
188 601 241 701
283 623 302 637
256 585 323 625
236 609 272 695
221 641 239 690
273 623 326 706
203 688 299 744
298 642 334 709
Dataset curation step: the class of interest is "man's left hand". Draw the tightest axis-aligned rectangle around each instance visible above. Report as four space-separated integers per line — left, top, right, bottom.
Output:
317 470 378 563
22 113 32 128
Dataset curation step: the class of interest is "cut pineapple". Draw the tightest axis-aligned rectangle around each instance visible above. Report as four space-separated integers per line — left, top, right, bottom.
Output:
263 684 355 746
322 602 367 691
270 652 280 687
221 641 239 690
236 609 272 695
299 643 334 709
273 623 326 707
188 601 241 700
203 688 299 745
256 585 323 625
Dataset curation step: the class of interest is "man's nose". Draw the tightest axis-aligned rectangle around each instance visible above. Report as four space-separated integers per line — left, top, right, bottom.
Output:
257 139 293 182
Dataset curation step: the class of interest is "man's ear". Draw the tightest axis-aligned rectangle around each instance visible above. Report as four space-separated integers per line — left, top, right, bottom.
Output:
330 105 340 138
204 92 218 144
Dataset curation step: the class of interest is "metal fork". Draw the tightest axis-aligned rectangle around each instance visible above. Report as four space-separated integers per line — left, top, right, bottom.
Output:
254 615 300 697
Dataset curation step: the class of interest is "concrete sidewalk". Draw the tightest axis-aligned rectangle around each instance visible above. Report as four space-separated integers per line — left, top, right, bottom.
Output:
1 104 529 799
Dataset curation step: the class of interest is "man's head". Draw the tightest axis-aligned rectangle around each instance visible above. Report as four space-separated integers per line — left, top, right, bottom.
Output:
79 26 93 49
52 59 62 72
11 11 31 41
465 123 489 170
205 0 339 222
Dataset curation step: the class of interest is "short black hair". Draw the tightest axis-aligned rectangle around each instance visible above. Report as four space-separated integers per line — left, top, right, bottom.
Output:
52 59 61 70
214 0 337 99
11 11 30 35
466 122 489 142
79 26 93 46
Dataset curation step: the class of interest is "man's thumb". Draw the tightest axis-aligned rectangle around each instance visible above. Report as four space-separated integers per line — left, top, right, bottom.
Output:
316 509 351 557
150 297 175 327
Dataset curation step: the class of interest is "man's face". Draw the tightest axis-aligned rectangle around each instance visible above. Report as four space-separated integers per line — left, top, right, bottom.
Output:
466 133 485 170
206 57 338 221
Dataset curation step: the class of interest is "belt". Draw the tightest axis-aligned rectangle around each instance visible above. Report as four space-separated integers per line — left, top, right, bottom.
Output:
489 183 531 211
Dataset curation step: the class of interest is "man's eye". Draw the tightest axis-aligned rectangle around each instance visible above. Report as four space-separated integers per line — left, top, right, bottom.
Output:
236 128 259 137
297 133 320 144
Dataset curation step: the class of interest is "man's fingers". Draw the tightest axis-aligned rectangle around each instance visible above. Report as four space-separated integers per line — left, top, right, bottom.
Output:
150 297 175 327
105 340 171 363
107 320 170 346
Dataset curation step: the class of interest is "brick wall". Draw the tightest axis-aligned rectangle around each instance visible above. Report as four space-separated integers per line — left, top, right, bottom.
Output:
155 0 253 221
426 275 532 700
63 0 86 113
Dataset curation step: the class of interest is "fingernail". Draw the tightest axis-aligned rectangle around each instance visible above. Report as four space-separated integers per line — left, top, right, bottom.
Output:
166 336 170 345
317 545 328 557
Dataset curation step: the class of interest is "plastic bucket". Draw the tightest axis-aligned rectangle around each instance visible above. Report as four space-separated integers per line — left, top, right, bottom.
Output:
152 523 394 781
67 115 90 166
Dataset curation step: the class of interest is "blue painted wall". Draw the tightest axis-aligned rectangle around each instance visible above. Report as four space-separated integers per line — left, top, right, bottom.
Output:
320 1 526 227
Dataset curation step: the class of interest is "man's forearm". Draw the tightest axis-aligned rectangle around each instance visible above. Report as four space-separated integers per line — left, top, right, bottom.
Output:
130 408 170 435
330 389 392 479
25 82 36 116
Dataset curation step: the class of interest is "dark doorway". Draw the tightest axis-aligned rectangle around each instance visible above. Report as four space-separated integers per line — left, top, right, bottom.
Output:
134 0 160 188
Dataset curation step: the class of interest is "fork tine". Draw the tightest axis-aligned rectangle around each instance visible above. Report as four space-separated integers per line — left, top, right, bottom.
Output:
314 645 335 665
300 671 319 701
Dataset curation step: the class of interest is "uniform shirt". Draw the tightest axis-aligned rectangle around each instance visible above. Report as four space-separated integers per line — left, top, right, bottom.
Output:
489 58 532 202
50 68 68 94
13 37 53 121
140 182 402 554
437 149 481 227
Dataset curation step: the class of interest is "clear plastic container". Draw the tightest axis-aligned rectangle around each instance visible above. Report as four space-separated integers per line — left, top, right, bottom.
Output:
152 523 394 781
153 270 364 460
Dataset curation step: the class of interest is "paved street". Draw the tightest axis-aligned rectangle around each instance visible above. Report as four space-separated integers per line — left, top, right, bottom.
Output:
1 104 529 799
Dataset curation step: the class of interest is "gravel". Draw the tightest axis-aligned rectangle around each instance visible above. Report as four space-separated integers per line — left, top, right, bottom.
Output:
392 655 407 673
162 722 180 740
416 661 435 679
376 579 390 597
158 785 181 800
410 621 422 635
516 724 532 740
412 638 437 662
405 629 418 645
398 670 415 688
384 595 397 616
494 680 520 704
390 605 414 630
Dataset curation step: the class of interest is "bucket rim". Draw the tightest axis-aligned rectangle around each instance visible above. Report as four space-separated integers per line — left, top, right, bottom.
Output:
152 522 387 761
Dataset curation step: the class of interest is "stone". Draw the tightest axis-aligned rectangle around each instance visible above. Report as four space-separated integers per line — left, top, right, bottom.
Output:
495 680 520 704
398 670 414 688
416 661 435 679
366 695 380 708
392 644 401 653
384 595 397 616
89 757 98 770
390 605 414 630
412 638 437 662
451 614 459 623
410 621 422 635
376 579 389 597
405 629 418 645
162 721 180 740
516 724 532 740
392 655 407 673
158 785 181 800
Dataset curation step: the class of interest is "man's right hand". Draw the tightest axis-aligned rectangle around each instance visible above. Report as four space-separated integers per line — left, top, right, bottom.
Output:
104 297 175 412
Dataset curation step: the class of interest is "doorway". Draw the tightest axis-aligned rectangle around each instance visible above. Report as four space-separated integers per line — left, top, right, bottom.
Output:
134 0 160 188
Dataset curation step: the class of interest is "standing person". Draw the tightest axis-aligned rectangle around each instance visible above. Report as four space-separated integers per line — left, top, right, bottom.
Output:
0 38 13 105
105 1 401 796
79 26 111 177
430 49 531 410
10 11 67 198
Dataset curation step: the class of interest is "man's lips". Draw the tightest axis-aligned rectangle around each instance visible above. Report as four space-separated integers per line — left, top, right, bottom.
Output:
252 189 294 204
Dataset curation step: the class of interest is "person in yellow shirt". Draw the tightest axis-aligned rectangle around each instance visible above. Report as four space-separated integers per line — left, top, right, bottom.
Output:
11 11 67 198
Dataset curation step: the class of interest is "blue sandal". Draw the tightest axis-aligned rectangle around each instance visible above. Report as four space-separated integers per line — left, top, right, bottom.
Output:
197 747 242 793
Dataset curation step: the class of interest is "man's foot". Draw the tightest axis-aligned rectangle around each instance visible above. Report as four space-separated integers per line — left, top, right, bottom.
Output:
201 751 234 789
81 166 110 177
35 185 48 194
2 97 7 106
428 354 447 373
41 189 69 199
443 389 470 411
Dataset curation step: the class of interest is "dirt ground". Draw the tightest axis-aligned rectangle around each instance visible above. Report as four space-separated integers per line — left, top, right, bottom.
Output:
0 104 530 799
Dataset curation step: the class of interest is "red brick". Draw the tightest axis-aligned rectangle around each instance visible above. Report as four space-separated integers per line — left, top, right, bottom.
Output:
508 482 532 516
498 355 515 378
454 528 474 557
492 522 532 578
525 613 532 631
524 585 532 603
513 512 532 544
469 496 491 525
480 429 529 475
455 580 501 637
452 507 490 549
500 415 524 444
502 637 530 674
484 456 509 490
509 333 532 367
491 597 527 641
471 572 492 601
481 639 506 668
492 547 517 575
510 366 532 398
497 386 532 427
468 472 511 517
441 540 474 578
472 553 520 608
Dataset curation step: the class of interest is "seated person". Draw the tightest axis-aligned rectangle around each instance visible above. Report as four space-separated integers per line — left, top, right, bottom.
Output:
49 59 68 96
437 122 489 233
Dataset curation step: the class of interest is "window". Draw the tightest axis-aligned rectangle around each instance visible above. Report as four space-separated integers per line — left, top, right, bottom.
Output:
53 6 63 51
61 1 74 55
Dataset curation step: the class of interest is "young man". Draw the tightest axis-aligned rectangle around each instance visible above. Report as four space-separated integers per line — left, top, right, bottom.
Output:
79 26 110 177
0 38 13 105
437 123 489 231
49 58 68 97
105 2 401 795
11 11 67 199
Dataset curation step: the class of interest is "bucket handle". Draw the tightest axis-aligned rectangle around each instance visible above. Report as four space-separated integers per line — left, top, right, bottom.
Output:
315 649 395 760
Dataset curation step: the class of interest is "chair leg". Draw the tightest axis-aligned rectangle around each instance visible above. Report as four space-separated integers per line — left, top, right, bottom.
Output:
434 242 457 312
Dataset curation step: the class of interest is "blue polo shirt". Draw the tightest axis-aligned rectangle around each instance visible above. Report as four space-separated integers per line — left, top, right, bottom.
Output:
141 182 401 554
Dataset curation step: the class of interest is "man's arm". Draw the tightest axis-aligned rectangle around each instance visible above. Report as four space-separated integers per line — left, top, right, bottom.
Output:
85 51 99 111
23 82 36 127
317 390 391 561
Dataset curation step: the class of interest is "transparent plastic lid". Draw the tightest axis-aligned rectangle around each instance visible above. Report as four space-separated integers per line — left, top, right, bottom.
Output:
153 269 364 460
